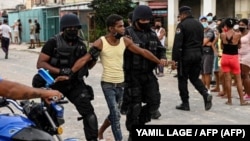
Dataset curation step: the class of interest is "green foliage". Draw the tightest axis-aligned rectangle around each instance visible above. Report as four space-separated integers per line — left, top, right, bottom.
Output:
88 0 135 41
89 28 105 42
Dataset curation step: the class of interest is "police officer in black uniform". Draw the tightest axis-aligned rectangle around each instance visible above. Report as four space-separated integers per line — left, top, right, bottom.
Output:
35 13 98 141
121 5 167 140
171 6 213 111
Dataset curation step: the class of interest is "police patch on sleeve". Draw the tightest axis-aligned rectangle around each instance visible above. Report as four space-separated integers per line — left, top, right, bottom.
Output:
176 28 181 34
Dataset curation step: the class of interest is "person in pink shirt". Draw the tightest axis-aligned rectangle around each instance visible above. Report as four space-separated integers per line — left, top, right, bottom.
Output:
238 18 250 100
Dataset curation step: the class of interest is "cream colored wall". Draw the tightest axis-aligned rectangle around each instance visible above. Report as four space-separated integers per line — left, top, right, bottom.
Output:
167 24 176 53
25 0 32 9
235 0 250 18
167 0 179 50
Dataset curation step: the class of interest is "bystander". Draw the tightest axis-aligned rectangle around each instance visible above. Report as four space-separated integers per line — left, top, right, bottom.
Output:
34 19 41 47
0 19 12 59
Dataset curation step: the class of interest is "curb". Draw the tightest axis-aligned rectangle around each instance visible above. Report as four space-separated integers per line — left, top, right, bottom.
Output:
9 43 42 54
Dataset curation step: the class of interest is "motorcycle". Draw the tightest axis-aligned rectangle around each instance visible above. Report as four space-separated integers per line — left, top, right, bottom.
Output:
0 68 79 141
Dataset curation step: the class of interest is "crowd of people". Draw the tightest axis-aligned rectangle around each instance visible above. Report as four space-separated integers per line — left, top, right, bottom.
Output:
171 6 250 109
194 10 250 105
0 18 41 58
1 4 250 141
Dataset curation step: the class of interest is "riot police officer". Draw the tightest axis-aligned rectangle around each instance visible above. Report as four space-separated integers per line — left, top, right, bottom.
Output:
35 13 98 141
171 6 213 111
121 5 167 140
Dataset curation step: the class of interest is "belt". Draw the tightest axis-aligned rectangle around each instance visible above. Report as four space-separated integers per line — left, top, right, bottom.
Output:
101 81 125 87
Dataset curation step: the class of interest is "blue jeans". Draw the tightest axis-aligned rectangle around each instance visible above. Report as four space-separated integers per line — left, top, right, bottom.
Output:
101 81 124 141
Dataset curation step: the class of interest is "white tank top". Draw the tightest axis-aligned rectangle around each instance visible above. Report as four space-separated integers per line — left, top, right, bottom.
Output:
155 27 166 46
100 36 126 83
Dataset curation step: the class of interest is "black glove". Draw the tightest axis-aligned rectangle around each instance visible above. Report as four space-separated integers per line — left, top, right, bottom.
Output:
59 68 73 77
88 46 101 61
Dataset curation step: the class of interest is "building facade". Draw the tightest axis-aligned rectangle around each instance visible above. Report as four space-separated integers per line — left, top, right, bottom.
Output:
4 0 250 45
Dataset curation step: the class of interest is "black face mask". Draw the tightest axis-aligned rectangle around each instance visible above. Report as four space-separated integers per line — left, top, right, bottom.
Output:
137 22 151 31
239 27 246 32
113 32 123 39
64 29 78 41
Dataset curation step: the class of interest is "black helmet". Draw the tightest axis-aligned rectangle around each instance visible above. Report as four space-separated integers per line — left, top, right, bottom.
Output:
60 13 81 31
132 5 152 22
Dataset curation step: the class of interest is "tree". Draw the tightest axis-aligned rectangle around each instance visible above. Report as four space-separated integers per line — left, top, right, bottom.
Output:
88 0 136 41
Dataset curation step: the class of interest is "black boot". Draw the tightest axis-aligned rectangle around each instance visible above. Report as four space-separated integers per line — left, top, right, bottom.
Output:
128 133 132 141
120 104 128 115
151 109 161 119
176 103 190 111
5 53 8 59
203 93 212 111
120 101 128 115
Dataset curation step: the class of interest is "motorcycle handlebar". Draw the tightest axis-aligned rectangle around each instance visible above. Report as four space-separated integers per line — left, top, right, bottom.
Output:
6 99 24 111
1 97 68 112
55 100 68 104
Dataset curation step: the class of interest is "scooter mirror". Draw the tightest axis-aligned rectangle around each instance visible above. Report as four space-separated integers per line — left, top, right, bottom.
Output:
38 68 55 86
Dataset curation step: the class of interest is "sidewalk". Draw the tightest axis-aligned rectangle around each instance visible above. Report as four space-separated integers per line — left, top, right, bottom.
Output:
9 43 42 53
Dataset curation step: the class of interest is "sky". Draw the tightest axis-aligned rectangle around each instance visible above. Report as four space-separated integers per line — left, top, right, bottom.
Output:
0 0 24 9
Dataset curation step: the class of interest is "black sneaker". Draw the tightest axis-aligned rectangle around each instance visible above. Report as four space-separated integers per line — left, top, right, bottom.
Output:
176 103 190 111
151 110 161 119
204 94 212 111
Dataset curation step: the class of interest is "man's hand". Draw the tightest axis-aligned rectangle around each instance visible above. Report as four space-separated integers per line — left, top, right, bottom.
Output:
171 61 177 70
42 89 63 104
159 59 167 67
55 76 70 82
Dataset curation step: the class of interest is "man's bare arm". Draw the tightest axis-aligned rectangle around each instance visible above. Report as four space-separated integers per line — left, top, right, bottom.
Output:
0 79 62 102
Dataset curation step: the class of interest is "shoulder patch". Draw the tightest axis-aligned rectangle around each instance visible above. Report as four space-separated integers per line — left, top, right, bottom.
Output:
176 28 181 34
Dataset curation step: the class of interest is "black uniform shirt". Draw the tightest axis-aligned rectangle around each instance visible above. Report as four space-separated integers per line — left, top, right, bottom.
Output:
172 16 204 61
41 37 57 56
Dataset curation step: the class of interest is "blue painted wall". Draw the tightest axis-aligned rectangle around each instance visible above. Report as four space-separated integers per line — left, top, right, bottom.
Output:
8 7 60 43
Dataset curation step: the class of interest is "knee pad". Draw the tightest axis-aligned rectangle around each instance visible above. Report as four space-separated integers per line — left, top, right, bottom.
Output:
83 113 98 140
84 114 98 130
126 103 141 132
139 105 151 124
131 103 141 117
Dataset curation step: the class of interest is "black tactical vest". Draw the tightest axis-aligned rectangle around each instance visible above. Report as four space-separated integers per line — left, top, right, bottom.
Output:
123 26 160 73
50 34 89 79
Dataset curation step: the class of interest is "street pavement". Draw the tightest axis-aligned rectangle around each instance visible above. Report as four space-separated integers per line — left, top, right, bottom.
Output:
1 43 250 141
